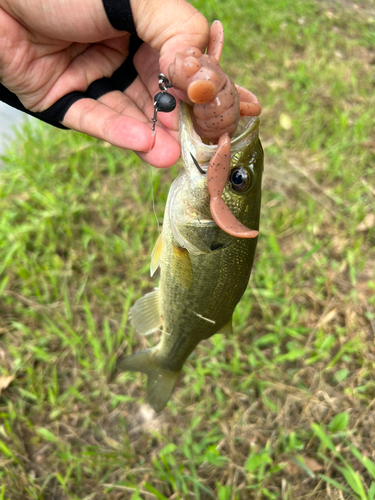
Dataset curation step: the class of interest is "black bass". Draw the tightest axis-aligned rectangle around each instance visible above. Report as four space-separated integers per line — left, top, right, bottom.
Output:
117 102 263 412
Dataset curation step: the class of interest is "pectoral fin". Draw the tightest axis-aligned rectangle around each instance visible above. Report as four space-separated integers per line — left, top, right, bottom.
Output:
130 289 162 336
171 244 193 289
116 347 180 412
150 233 163 277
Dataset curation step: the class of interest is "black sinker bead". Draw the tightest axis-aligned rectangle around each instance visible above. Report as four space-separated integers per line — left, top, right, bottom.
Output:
154 92 176 113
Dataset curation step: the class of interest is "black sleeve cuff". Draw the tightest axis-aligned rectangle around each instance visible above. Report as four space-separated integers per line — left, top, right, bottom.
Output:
0 34 143 130
102 0 137 34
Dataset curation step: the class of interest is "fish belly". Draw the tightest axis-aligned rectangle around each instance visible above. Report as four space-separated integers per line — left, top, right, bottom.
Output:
157 230 257 372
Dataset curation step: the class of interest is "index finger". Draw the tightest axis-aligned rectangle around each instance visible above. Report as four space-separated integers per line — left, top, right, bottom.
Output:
62 97 180 168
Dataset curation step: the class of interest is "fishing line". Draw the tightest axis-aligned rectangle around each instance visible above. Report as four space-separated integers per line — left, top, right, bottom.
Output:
149 73 176 235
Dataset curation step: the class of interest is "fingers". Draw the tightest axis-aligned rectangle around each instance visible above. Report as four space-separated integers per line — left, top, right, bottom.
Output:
136 126 180 168
61 40 182 169
132 0 209 76
32 37 129 111
62 95 180 168
62 96 154 150
0 0 118 41
61 38 182 169
133 0 210 53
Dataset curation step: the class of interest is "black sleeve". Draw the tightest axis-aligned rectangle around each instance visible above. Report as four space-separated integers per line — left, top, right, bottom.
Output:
102 0 137 33
0 0 143 129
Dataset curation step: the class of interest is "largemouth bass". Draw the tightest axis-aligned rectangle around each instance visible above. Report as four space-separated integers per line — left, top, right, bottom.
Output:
117 102 263 412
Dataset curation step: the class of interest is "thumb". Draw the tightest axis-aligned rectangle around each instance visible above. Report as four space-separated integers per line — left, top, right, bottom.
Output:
130 0 210 74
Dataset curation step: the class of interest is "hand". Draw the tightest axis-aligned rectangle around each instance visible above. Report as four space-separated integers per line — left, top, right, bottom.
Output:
0 0 209 167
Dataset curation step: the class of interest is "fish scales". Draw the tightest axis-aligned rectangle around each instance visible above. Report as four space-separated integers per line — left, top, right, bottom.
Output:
159 240 258 371
117 103 263 412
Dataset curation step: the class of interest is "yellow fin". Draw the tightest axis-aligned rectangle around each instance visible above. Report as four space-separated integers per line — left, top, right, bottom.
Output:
217 319 233 336
150 233 163 277
171 244 193 289
130 289 162 336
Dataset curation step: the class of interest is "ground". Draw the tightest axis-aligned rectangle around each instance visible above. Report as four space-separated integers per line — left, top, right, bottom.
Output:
0 0 374 498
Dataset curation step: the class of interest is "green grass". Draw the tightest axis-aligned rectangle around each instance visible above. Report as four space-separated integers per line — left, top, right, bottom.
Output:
0 0 374 498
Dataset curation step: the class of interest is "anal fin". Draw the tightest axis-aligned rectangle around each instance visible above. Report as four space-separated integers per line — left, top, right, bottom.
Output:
130 289 162 335
217 319 233 336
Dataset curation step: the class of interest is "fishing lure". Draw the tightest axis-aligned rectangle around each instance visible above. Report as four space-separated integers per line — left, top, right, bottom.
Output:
151 73 176 134
168 20 261 144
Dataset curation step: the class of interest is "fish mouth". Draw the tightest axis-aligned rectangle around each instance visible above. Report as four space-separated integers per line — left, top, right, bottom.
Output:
179 102 260 239
170 103 261 253
179 102 260 171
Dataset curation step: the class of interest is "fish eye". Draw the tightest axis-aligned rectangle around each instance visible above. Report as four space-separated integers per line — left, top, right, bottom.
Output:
230 166 252 192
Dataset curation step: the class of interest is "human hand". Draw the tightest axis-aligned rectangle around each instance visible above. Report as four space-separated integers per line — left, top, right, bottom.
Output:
0 0 209 167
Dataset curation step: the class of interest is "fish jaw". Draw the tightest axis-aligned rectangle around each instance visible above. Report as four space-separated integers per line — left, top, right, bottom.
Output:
179 101 260 169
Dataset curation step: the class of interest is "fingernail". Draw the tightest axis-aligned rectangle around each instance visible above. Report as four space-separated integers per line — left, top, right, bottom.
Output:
148 129 156 152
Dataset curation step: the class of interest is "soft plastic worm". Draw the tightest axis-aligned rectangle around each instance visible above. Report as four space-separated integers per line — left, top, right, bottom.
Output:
206 134 259 238
168 21 261 144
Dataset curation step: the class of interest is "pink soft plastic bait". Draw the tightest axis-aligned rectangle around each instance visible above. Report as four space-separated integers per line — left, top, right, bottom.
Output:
206 134 259 238
169 21 261 145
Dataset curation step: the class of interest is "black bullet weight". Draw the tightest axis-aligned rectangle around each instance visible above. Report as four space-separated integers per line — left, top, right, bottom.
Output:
152 74 176 132
154 92 176 113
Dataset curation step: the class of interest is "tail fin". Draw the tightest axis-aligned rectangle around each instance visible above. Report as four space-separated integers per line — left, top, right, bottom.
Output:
116 347 180 412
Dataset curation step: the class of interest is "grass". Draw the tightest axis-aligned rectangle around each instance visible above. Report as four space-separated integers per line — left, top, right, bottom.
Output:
0 0 374 498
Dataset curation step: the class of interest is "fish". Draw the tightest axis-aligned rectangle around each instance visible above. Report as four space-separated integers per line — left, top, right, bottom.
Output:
116 101 264 412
